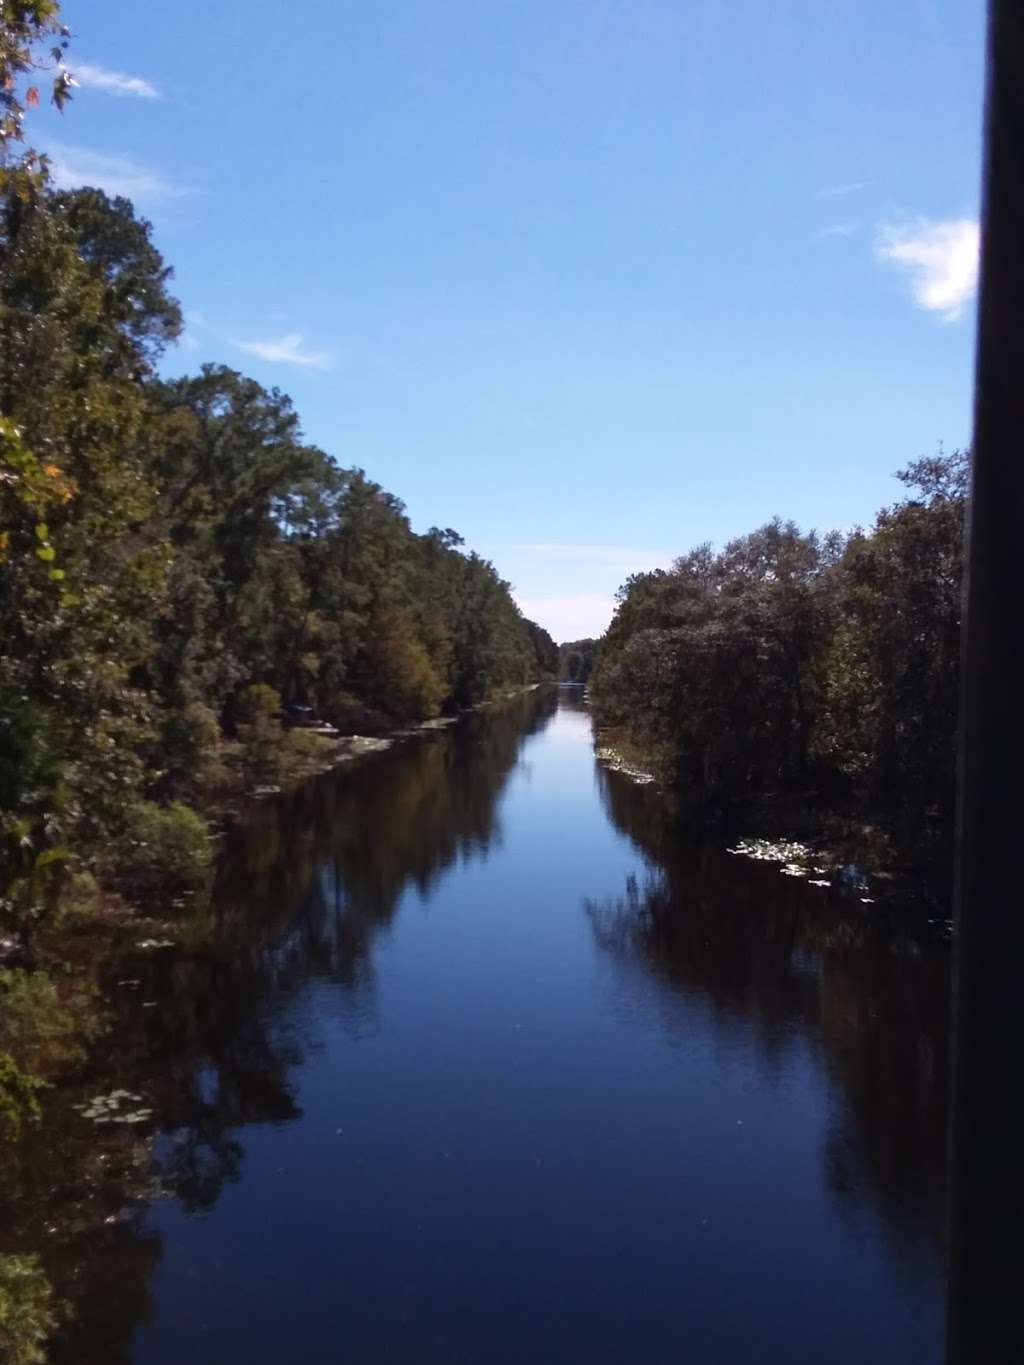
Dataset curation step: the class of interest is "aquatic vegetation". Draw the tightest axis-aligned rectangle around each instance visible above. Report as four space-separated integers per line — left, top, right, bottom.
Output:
728 840 854 892
595 747 656 784
348 736 393 756
72 1089 153 1125
727 838 813 864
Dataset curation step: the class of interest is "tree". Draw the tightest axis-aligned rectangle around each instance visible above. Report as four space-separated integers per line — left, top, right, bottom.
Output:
0 1 72 157
559 638 597 684
591 449 968 842
1 167 173 883
818 451 967 825
51 188 182 365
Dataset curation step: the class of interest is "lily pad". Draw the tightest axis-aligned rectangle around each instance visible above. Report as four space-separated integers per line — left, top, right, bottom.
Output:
76 1089 151 1126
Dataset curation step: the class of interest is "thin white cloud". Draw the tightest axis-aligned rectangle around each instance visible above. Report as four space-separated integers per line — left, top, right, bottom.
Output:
875 216 980 321
514 593 618 642
233 332 331 370
71 61 159 99
816 222 859 240
178 333 200 352
44 139 188 204
818 181 867 198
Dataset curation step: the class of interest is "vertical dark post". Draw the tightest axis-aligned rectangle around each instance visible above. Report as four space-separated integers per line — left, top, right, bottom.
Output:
946 3 1024 1361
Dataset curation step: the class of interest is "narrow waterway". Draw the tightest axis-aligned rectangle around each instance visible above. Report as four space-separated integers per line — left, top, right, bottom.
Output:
20 690 949 1363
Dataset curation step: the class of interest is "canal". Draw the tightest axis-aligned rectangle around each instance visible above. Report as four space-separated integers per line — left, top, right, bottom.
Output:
14 688 949 1363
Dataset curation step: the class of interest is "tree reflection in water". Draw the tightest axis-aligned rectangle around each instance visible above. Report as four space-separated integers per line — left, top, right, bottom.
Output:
1 687 948 1363
1 690 555 1365
588 764 949 1267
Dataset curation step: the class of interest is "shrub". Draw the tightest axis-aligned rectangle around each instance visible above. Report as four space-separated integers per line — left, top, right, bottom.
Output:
161 702 222 787
0 968 106 1140
0 696 59 815
325 692 389 736
0 1254 64 1365
0 1053 45 1142
0 969 87 1078
236 684 284 785
239 683 281 727
118 800 211 890
278 728 336 782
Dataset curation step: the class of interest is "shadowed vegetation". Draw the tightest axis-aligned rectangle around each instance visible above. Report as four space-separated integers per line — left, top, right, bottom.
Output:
589 450 967 865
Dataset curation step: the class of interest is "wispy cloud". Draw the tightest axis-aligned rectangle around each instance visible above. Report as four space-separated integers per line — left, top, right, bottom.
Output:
875 216 980 321
816 221 859 240
233 332 331 370
71 61 159 99
818 181 867 199
44 139 189 204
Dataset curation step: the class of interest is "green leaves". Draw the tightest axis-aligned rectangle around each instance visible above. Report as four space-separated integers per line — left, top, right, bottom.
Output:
0 1053 45 1143
31 518 57 562
32 846 69 871
0 1251 64 1365
591 449 967 840
72 1089 152 1125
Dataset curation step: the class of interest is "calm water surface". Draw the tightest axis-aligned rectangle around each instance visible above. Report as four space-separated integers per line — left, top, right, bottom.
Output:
16 691 950 1363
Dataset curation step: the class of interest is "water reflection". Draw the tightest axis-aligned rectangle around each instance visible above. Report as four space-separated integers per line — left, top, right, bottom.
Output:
591 766 949 1263
0 689 948 1364
1 690 555 1365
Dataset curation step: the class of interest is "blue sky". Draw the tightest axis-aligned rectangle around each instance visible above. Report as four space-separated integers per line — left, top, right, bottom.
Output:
35 0 985 640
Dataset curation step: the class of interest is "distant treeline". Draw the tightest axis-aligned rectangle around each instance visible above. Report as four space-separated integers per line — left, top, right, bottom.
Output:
590 451 967 851
558 638 597 684
0 177 555 920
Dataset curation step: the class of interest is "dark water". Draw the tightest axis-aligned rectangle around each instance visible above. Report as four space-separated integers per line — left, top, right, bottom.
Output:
7 690 950 1363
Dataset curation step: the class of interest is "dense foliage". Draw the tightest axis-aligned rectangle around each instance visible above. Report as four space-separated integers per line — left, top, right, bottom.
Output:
558 638 597 685
0 174 554 935
590 451 968 847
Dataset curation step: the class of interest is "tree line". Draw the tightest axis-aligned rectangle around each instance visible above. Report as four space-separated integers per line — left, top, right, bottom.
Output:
589 450 967 855
1 171 555 935
0 173 556 895
558 638 597 685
